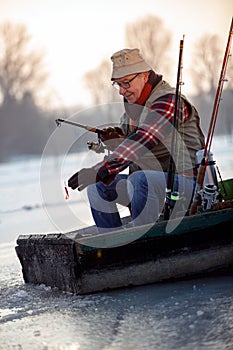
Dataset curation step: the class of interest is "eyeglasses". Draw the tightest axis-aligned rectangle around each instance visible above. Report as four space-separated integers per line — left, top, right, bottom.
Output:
112 73 140 90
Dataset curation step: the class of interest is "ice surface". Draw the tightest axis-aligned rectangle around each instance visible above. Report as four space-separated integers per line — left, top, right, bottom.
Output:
0 137 233 349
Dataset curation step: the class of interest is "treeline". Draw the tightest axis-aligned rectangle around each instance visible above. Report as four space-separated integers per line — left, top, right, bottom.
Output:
0 18 232 162
0 93 85 162
192 89 233 136
0 94 122 162
0 88 232 162
0 94 50 161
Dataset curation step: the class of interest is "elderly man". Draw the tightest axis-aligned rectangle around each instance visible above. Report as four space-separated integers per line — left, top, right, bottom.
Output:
68 48 205 232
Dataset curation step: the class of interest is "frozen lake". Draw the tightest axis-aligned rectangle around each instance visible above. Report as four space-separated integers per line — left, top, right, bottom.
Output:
0 134 233 349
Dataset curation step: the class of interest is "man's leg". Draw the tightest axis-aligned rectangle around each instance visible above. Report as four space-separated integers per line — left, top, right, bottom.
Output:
87 174 130 232
128 170 167 226
172 174 195 217
128 170 194 226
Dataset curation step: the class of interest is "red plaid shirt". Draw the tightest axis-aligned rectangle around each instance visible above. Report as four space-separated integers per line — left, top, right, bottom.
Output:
94 94 189 183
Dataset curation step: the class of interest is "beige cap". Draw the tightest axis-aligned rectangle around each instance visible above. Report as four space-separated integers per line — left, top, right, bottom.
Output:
111 48 151 80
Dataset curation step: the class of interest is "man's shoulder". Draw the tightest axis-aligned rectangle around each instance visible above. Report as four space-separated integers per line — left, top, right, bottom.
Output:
146 81 176 107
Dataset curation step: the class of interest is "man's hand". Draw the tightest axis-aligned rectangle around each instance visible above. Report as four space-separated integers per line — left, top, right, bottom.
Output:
100 126 124 142
68 168 98 191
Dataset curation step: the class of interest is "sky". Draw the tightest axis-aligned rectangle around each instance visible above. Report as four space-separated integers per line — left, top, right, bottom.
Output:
0 0 232 108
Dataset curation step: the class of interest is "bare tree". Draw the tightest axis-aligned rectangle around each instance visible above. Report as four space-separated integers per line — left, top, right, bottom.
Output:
84 59 121 105
125 15 172 77
84 15 173 106
190 34 224 95
0 22 48 104
190 33 233 136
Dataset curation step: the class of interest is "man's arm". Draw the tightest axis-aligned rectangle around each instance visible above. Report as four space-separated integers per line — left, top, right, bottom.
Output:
68 95 189 190
95 94 189 180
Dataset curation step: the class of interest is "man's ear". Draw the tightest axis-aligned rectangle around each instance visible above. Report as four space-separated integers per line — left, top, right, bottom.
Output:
144 71 149 83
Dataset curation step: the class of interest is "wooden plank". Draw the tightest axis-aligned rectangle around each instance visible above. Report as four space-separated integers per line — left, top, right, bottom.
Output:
15 207 233 294
73 208 233 251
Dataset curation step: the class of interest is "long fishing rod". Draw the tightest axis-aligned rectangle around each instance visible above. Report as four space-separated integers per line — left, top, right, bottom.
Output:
189 16 233 215
163 36 185 221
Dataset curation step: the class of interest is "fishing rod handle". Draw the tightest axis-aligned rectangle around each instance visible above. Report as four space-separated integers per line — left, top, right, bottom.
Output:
189 162 206 215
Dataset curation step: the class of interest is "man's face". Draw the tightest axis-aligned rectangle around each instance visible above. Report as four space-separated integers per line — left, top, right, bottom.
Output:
113 72 149 104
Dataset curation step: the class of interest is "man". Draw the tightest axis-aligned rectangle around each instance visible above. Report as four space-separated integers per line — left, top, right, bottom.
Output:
68 48 205 232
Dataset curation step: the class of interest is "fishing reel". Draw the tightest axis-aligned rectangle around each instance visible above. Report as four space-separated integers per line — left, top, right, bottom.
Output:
195 150 222 211
199 184 220 211
87 140 106 153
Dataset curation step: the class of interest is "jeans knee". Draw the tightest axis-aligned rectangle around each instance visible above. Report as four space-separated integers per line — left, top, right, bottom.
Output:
127 171 148 202
87 184 98 202
128 171 146 187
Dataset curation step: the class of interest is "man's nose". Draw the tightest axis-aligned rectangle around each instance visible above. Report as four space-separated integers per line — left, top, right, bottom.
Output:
119 86 127 94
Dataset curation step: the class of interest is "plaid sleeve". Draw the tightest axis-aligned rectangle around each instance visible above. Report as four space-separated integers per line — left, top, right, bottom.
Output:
94 94 189 182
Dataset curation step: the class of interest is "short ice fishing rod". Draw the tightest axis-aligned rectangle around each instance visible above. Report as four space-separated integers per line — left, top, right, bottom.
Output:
56 118 108 200
55 118 104 135
189 16 233 215
55 118 107 153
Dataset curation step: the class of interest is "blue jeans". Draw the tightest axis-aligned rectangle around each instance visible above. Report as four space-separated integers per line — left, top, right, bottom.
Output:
87 170 194 232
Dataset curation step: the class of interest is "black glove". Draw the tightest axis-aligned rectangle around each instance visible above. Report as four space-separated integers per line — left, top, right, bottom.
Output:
68 168 99 191
100 126 124 142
